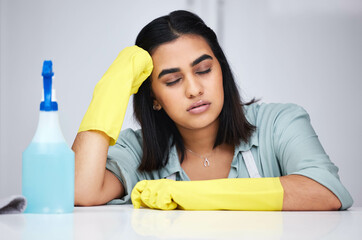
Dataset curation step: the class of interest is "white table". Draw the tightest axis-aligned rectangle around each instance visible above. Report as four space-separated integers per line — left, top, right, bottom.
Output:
1 205 361 240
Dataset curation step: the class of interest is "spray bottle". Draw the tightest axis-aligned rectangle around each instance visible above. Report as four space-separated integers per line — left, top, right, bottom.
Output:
22 60 74 213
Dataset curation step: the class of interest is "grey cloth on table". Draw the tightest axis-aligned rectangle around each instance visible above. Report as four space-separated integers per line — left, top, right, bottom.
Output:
0 195 27 214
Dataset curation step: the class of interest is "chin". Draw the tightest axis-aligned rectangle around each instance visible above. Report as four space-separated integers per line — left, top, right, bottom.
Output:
187 117 220 130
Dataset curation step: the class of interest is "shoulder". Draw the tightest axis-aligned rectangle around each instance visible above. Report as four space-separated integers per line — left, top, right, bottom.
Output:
116 128 143 147
244 102 310 128
107 128 144 178
108 128 143 160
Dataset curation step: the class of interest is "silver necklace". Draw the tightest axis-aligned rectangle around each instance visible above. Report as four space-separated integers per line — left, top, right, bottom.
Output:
186 148 213 167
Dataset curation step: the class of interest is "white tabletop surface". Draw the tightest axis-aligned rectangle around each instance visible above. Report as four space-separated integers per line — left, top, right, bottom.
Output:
1 205 361 240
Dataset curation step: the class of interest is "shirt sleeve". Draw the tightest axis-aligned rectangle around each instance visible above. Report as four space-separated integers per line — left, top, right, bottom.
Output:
272 104 353 210
105 128 144 205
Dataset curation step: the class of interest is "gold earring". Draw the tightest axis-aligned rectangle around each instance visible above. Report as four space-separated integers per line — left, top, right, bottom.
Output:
153 104 160 111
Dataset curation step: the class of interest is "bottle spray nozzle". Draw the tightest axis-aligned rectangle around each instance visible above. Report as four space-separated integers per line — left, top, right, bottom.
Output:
42 61 54 78
40 60 58 111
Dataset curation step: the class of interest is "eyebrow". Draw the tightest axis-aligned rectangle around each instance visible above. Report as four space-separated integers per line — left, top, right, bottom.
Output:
157 54 213 79
158 68 181 79
191 54 213 67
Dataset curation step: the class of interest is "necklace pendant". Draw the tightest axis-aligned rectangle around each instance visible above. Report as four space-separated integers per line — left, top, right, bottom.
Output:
204 158 210 167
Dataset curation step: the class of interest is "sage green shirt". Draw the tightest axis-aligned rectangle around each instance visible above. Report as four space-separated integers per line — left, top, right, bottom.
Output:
106 103 353 209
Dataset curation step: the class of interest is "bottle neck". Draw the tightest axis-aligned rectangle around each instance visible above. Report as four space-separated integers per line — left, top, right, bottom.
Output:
32 111 66 143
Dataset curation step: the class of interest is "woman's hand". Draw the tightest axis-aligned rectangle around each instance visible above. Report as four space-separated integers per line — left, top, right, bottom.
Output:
78 46 153 145
131 178 284 211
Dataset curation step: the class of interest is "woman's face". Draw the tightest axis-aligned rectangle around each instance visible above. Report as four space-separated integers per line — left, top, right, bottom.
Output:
150 34 224 132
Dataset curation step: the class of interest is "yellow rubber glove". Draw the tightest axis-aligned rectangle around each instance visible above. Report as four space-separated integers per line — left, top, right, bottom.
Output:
131 178 283 211
78 46 153 145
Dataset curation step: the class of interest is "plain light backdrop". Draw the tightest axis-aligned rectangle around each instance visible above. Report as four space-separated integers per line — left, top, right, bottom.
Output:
1 0 361 207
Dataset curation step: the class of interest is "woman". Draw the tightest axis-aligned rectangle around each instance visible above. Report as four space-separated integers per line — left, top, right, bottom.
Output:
72 10 353 210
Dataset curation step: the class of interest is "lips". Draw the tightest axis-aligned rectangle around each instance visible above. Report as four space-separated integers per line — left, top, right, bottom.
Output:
187 100 211 112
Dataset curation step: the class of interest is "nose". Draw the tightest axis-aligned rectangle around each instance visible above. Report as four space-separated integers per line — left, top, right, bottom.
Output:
185 75 204 98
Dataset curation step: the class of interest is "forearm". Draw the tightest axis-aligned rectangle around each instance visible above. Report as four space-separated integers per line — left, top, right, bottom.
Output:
280 174 341 211
132 178 284 210
132 176 342 211
72 130 110 205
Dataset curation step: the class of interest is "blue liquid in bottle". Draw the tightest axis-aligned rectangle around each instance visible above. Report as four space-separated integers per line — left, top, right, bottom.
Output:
22 61 74 213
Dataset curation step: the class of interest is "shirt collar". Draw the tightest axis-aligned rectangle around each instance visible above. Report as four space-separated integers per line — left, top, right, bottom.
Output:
159 132 259 179
159 143 183 179
234 130 259 153
235 104 259 153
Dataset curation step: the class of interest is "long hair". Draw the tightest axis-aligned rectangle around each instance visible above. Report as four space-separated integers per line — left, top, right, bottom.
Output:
134 10 256 171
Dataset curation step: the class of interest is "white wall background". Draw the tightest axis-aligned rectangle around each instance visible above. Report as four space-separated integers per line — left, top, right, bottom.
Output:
1 0 361 207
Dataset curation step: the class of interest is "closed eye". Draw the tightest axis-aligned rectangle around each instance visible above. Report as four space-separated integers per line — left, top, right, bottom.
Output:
166 78 181 86
196 68 211 74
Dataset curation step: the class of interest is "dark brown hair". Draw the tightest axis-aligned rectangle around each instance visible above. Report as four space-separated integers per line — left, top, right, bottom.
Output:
134 10 256 171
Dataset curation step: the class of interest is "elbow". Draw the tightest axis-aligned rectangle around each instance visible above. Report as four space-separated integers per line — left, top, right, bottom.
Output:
318 189 342 211
75 200 93 207
314 188 342 211
75 194 104 207
74 185 104 207
74 193 95 207
327 195 342 211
